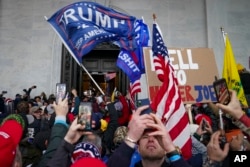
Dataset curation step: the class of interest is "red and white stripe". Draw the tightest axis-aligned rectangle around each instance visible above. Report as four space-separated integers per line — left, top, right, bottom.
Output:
129 80 141 98
153 54 166 82
128 80 141 110
151 64 191 159
151 22 192 159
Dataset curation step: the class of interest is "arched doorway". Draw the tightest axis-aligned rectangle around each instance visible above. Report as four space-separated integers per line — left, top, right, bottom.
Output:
61 42 129 97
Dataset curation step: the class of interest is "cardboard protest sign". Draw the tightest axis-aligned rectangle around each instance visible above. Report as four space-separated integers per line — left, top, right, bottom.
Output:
143 47 219 104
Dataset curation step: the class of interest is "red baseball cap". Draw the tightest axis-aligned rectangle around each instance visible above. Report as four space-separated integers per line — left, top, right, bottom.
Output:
195 114 212 126
0 119 24 167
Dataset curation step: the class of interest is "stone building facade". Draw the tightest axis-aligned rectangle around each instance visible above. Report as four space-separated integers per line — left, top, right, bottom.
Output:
0 0 249 98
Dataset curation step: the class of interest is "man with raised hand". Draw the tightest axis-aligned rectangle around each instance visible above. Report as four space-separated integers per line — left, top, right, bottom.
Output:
107 105 191 167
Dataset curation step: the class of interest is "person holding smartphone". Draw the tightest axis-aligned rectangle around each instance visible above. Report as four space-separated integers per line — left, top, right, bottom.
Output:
38 96 95 167
216 90 250 127
193 117 213 144
216 90 250 141
204 130 230 167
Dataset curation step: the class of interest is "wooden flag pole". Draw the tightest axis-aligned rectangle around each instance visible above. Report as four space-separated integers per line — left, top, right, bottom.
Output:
185 104 193 124
153 13 156 21
220 27 226 46
153 13 157 25
80 64 105 95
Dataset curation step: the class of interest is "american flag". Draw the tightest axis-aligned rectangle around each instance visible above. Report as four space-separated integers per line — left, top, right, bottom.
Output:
105 72 116 81
128 79 141 110
129 79 141 98
151 23 168 82
151 23 192 159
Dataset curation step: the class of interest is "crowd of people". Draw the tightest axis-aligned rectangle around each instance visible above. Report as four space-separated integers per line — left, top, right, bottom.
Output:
0 82 250 167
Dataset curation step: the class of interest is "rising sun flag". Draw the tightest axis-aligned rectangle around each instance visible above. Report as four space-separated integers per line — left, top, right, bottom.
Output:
222 34 248 107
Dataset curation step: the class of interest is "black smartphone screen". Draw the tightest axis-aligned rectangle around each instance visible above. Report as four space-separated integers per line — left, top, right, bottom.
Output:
201 119 206 131
213 78 230 105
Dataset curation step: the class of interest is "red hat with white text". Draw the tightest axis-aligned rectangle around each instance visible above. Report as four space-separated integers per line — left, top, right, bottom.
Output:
0 114 25 167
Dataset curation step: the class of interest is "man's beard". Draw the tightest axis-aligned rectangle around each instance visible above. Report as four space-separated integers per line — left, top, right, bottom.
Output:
140 151 165 161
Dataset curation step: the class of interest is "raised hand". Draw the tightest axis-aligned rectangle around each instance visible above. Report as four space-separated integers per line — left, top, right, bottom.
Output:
126 105 155 143
216 90 244 120
146 113 176 153
207 130 229 162
53 96 69 117
64 118 93 144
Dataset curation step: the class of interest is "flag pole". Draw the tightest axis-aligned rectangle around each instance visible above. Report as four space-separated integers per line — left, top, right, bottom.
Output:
185 104 193 124
220 27 226 46
220 27 226 117
44 16 105 95
80 64 105 95
153 13 156 22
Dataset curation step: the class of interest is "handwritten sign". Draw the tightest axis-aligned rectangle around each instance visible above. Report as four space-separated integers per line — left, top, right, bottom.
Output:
143 47 219 104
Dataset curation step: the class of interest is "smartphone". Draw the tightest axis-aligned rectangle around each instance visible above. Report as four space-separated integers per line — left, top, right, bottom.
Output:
77 102 92 130
137 99 152 115
56 83 66 103
201 119 206 131
219 134 227 149
213 78 230 105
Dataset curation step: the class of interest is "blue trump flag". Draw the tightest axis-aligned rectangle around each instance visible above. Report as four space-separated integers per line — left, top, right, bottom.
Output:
133 19 150 74
115 19 149 97
117 49 141 83
116 19 149 82
47 1 137 63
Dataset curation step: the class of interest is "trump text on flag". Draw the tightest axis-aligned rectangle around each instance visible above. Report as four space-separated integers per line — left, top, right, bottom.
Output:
47 1 136 62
